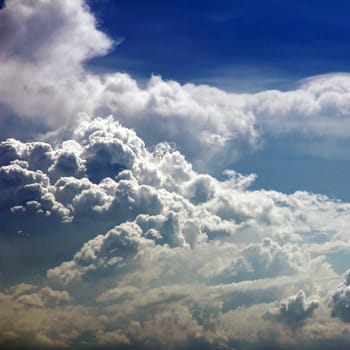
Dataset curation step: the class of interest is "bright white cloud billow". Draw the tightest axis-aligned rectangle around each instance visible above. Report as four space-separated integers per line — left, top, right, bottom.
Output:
2 0 350 349
3 0 350 171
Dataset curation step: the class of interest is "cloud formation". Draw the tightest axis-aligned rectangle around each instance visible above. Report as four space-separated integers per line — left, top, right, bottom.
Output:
2 0 350 349
331 270 350 322
265 290 319 328
1 113 350 349
3 0 350 172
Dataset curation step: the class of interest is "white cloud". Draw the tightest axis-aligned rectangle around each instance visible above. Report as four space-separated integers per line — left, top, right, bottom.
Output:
0 0 112 124
3 0 350 172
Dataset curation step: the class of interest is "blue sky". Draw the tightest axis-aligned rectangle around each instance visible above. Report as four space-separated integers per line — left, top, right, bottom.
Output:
87 0 350 201
88 0 350 85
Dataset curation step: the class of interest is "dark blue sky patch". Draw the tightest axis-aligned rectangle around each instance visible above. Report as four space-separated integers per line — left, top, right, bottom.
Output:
87 0 350 87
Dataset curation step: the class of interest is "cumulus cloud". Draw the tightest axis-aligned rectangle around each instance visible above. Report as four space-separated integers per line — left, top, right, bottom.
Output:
265 290 319 328
48 222 154 285
331 270 350 322
2 113 349 278
0 0 112 124
3 0 350 172
2 110 350 348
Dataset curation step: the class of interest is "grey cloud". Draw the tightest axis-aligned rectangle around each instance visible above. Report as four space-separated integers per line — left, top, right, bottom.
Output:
186 174 216 205
331 270 350 322
47 222 154 285
217 238 301 283
15 286 71 309
136 212 199 248
48 150 85 183
265 290 319 327
0 163 49 208
2 283 71 310
0 162 71 229
0 279 327 350
0 138 53 172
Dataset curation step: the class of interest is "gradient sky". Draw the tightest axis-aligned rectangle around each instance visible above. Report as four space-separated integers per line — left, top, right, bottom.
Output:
2 1 350 349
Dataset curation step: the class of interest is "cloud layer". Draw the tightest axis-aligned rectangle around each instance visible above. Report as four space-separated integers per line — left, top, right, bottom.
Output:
2 0 350 349
1 113 350 348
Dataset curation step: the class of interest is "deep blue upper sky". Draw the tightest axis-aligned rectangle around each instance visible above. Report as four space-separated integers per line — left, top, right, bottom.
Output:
88 0 350 91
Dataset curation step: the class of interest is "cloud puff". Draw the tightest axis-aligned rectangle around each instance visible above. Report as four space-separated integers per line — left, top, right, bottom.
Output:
210 238 303 284
48 222 154 285
265 290 319 328
0 0 112 124
331 270 350 322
